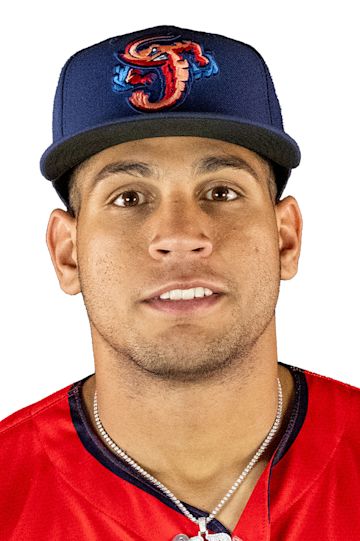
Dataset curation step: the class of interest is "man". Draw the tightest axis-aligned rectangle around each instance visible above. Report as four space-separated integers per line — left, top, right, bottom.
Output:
1 25 359 541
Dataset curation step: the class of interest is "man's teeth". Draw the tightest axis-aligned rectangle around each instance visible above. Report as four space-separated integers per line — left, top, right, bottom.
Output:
159 287 214 300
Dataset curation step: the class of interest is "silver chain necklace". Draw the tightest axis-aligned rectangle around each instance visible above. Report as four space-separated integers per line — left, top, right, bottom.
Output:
93 378 283 541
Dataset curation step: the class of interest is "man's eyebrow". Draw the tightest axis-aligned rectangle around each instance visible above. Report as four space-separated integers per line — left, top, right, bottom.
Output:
87 153 261 193
88 161 155 193
194 154 261 182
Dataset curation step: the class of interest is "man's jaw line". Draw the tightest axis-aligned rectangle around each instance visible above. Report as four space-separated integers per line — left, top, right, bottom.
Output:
90 310 275 397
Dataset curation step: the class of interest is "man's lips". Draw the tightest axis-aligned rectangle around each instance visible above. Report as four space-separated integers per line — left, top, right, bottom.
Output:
142 281 226 301
142 292 224 314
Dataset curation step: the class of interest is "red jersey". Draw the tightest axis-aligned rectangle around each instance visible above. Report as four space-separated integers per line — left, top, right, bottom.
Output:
1 362 359 540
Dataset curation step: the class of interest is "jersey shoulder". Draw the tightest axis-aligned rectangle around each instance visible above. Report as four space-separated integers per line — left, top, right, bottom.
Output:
300 364 360 397
296 364 360 438
0 379 80 500
0 381 75 438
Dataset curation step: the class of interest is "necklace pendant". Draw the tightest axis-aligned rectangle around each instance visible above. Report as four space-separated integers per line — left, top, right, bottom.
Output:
194 518 232 541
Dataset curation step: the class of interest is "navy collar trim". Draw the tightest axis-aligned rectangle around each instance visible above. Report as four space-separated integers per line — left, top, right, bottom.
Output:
68 362 308 534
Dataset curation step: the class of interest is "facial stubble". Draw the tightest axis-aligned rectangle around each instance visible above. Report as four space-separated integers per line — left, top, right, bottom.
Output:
78 251 281 387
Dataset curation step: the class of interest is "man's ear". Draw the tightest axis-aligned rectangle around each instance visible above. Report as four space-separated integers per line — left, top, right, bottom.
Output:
46 209 80 295
275 196 303 280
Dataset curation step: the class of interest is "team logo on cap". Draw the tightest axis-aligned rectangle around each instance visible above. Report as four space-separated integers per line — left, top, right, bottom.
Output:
112 34 219 112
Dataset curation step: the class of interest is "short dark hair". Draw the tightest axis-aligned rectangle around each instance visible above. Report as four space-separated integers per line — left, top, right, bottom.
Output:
66 162 85 218
64 156 281 219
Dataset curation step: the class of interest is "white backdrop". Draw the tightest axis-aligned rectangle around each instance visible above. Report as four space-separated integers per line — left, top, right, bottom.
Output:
1 1 359 420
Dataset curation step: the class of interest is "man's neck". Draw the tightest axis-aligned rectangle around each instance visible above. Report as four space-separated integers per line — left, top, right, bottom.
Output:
80 316 296 532
81 353 295 496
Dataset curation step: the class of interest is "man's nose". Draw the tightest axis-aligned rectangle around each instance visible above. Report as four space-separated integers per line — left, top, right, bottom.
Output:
147 199 214 261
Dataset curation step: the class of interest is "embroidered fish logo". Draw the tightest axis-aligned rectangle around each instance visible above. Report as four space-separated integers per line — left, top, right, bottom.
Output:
112 34 219 112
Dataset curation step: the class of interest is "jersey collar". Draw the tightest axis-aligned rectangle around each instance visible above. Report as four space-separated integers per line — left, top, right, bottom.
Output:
35 363 310 540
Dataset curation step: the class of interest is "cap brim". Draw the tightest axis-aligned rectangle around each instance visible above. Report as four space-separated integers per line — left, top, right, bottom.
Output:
40 112 300 181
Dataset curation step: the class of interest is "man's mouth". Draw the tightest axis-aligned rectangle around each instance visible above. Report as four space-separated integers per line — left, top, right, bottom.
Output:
142 293 224 315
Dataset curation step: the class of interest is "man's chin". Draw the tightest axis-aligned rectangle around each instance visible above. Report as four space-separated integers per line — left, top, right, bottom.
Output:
129 354 237 385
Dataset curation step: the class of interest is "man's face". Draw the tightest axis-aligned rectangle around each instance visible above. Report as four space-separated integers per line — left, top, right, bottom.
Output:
68 136 295 383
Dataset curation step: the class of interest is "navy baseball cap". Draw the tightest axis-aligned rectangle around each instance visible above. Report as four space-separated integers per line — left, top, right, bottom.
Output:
40 25 301 207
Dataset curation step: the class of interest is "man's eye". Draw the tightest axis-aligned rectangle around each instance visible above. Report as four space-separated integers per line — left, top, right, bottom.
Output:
111 186 240 208
112 191 145 207
204 186 240 202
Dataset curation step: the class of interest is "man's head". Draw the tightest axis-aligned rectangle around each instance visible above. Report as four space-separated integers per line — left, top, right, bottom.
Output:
46 136 302 384
42 26 302 384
